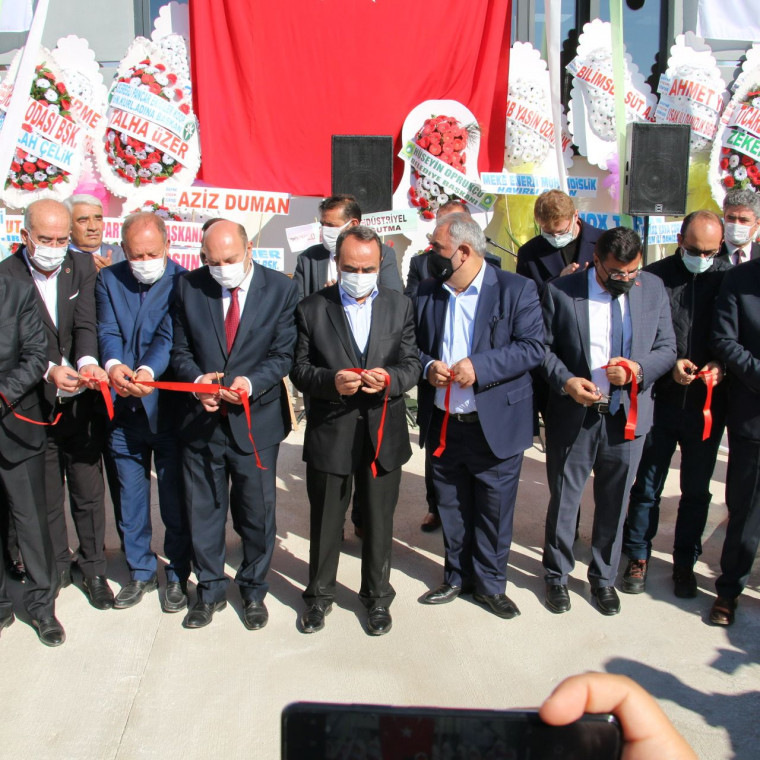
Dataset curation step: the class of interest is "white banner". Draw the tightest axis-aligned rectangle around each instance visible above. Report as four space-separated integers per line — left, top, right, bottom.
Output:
481 172 598 198
696 0 760 42
285 222 320 254
0 0 33 32
162 184 291 216
362 209 419 236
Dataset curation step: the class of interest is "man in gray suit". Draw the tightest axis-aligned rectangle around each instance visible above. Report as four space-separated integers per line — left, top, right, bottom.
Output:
293 194 402 300
717 188 760 266
64 194 125 270
540 227 675 616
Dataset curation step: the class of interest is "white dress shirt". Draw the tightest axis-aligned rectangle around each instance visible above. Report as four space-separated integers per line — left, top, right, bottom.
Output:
587 267 632 398
725 241 753 266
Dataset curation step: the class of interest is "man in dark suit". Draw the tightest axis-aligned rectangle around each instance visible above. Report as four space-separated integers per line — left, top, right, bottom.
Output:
405 200 502 301
716 188 760 266
172 219 298 630
517 190 602 293
96 212 191 612
293 194 402 300
415 213 544 619
0 274 64 646
64 194 125 270
541 227 675 616
291 226 420 636
0 199 113 611
707 253 760 626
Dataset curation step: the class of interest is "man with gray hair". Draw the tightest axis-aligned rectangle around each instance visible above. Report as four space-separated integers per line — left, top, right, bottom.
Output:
63 194 125 271
718 188 760 266
414 213 545 619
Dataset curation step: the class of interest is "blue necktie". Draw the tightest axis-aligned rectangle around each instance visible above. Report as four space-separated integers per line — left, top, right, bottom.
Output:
609 296 624 415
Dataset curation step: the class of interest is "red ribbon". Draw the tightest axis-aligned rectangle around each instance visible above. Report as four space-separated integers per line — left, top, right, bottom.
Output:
696 369 715 441
602 360 638 441
433 375 453 458
0 392 61 427
345 368 391 478
94 377 266 470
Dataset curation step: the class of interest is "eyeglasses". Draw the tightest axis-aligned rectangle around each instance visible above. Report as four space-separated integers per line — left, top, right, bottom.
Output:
681 245 720 259
597 258 641 281
542 216 575 237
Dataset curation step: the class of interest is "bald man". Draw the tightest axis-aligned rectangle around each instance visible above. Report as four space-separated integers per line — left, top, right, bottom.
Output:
0 199 113 613
172 220 299 630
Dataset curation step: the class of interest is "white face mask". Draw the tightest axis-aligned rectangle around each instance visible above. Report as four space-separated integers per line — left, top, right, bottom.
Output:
340 271 377 299
724 222 754 247
681 249 713 275
208 258 249 290
29 237 67 272
130 257 166 285
321 221 350 254
540 217 577 249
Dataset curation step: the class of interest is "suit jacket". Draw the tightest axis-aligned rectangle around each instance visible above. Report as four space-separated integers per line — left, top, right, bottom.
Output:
294 242 403 300
710 258 760 439
541 269 676 446
96 258 185 434
171 263 299 452
405 250 502 299
0 247 100 416
414 264 545 460
716 240 760 266
516 219 602 294
290 285 420 475
0 275 48 462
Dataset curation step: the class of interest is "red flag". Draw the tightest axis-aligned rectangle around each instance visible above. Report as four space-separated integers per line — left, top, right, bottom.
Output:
189 0 511 195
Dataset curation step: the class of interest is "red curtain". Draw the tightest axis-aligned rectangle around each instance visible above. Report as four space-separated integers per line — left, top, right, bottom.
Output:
189 0 511 196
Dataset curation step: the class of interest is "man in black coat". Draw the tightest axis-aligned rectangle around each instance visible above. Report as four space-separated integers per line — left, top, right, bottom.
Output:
622 211 729 598
291 226 420 636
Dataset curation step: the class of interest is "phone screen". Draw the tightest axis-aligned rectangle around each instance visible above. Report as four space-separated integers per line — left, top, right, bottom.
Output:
282 702 622 760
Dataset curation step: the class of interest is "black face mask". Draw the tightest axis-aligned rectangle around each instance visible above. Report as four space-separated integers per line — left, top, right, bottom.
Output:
605 277 635 298
428 250 462 282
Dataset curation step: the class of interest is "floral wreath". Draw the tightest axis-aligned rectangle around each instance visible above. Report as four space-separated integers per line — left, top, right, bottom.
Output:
105 58 189 188
7 64 72 191
717 85 760 192
131 200 183 221
408 115 475 219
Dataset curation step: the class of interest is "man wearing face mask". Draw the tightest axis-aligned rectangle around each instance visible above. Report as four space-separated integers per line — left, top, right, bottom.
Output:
293 194 403 300
291 226 419 635
415 214 544 619
172 219 298 630
621 211 729 599
717 188 760 266
540 227 675 616
517 190 602 294
0 199 113 617
95 212 192 612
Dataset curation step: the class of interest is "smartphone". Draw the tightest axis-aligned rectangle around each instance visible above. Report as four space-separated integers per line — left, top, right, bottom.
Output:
282 702 622 760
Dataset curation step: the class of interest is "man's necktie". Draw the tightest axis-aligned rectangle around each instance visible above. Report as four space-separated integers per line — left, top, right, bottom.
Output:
225 287 240 352
609 295 624 415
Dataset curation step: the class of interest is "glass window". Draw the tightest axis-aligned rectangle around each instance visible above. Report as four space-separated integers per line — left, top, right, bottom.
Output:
598 0 663 80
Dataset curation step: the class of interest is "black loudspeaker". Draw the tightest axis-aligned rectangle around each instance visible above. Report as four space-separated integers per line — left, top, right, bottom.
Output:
331 135 393 214
623 124 690 216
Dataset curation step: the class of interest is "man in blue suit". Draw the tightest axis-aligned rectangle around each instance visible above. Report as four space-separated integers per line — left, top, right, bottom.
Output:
96 212 191 613
414 213 545 618
540 227 675 616
172 219 299 630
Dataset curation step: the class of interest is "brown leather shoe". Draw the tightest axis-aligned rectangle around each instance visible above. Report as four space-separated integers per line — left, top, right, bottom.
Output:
709 596 737 626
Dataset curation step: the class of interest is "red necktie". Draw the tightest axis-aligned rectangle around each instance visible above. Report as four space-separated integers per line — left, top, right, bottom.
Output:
225 287 240 352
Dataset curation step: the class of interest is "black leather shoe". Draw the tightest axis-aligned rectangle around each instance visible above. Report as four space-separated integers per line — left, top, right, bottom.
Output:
367 606 392 635
420 512 442 532
7 559 25 582
422 583 464 605
592 586 621 615
621 559 647 594
673 565 698 599
243 600 269 630
545 584 571 613
0 608 15 635
82 575 115 610
473 593 521 619
114 577 158 609
55 568 72 597
300 603 332 633
162 581 188 613
183 600 227 629
32 616 65 647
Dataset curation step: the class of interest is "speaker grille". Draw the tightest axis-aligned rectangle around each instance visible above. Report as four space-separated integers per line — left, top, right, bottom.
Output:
624 124 690 216
331 136 394 214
